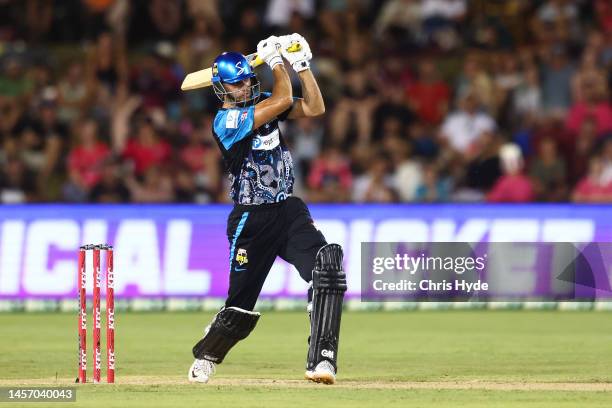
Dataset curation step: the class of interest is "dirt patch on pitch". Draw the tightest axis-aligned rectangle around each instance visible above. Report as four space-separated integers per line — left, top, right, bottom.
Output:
2 376 611 391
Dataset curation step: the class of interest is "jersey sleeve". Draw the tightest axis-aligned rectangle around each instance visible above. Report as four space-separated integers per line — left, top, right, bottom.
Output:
213 107 255 150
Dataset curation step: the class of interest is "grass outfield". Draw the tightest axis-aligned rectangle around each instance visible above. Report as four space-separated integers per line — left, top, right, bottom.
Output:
0 311 611 407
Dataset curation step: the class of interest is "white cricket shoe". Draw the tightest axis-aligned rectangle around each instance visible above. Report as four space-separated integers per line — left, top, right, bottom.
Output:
188 359 216 383
305 360 336 384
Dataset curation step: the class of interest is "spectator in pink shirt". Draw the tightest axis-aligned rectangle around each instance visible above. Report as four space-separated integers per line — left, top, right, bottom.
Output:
307 145 352 202
487 143 534 203
64 119 110 201
572 157 612 202
566 79 612 137
122 120 171 175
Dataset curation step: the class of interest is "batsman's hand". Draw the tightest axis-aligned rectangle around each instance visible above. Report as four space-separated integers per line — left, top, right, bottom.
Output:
257 36 284 70
279 33 312 72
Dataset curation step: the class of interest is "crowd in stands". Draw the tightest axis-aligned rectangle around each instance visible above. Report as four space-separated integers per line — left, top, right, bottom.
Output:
1 0 611 204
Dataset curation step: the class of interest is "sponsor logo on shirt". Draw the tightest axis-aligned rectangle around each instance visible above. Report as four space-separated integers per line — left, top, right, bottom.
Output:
252 129 280 150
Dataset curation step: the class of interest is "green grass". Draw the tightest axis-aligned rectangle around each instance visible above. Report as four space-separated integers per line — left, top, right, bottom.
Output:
1 311 611 407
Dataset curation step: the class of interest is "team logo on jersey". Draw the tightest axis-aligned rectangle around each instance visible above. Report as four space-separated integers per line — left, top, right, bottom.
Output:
240 110 248 123
236 248 248 265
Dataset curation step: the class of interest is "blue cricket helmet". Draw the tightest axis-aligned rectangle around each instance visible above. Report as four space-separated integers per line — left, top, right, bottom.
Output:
212 52 256 84
211 52 260 106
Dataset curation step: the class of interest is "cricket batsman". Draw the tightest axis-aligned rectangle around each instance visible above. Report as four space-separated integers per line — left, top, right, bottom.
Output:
187 34 347 384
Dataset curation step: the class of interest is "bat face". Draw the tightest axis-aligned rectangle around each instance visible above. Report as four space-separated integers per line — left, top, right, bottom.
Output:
181 68 214 91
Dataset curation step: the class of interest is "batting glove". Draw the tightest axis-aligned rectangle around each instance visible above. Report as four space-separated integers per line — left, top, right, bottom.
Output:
257 36 283 70
279 33 312 72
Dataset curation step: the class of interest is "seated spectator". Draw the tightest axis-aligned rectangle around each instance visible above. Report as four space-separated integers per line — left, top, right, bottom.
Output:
388 138 423 202
415 163 451 202
529 137 567 201
566 79 612 137
352 154 397 203
487 143 534 202
0 156 37 203
569 118 598 184
307 145 352 202
407 59 450 125
122 119 171 175
439 93 496 156
455 55 495 112
373 86 414 141
573 157 612 202
571 49 607 103
64 119 111 201
88 159 130 203
57 62 90 123
0 58 33 102
409 122 439 158
512 66 542 121
465 130 502 192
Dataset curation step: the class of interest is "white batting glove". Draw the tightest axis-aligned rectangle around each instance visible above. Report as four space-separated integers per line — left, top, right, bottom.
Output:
279 33 312 72
257 36 283 70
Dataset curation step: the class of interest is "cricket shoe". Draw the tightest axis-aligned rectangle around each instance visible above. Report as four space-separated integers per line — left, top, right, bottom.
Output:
305 360 336 384
188 358 216 383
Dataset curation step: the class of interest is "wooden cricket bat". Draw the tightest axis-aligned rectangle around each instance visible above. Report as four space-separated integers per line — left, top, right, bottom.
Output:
181 43 302 91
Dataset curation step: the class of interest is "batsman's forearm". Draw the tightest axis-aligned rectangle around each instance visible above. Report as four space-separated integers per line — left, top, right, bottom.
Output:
253 64 293 128
298 69 325 115
271 64 293 108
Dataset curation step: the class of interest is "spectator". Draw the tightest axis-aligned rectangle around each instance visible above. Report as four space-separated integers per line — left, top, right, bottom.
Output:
86 31 128 95
0 58 33 102
573 157 612 202
330 67 379 146
57 62 91 123
487 143 534 202
415 163 451 202
455 54 495 112
566 78 612 137
307 145 352 202
64 119 111 201
122 120 171 175
88 159 130 203
389 138 423 202
353 154 397 203
541 45 575 113
512 66 542 121
529 137 568 201
407 59 450 125
439 93 496 156
0 156 37 203
570 118 598 184
464 130 502 193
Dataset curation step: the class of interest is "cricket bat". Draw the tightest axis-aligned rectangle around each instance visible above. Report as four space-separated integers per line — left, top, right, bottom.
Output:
181 43 302 91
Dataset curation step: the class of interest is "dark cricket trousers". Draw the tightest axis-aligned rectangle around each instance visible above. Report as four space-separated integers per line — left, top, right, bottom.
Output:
225 196 327 311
